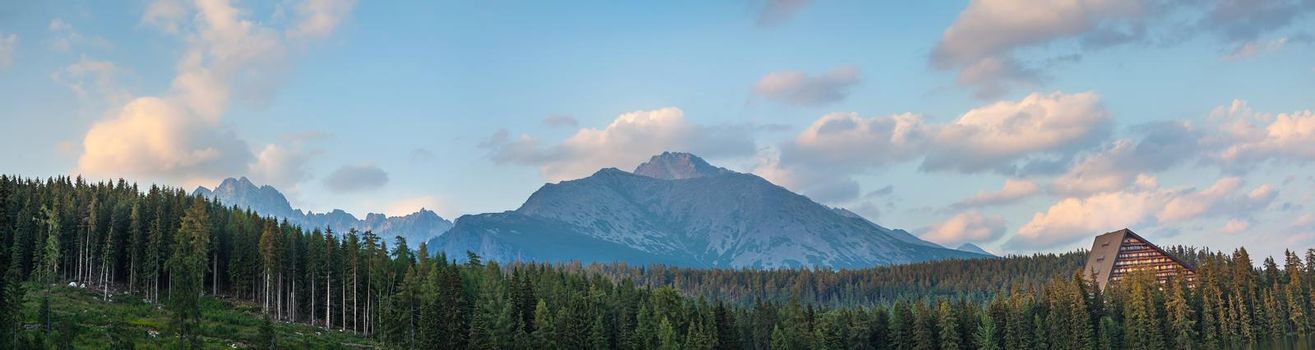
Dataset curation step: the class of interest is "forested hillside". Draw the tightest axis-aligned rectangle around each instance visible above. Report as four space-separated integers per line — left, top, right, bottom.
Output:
0 175 1312 349
533 251 1086 308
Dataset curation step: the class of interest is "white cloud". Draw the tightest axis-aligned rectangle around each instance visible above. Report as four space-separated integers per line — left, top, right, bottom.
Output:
51 56 129 103
1051 120 1198 195
48 18 111 53
931 0 1144 97
753 66 860 106
1222 37 1290 61
288 0 357 40
782 112 930 169
922 91 1111 173
952 178 1039 208
1013 190 1164 250
77 0 354 187
1293 213 1315 231
248 143 318 190
1011 176 1277 250
922 211 1007 247
764 111 928 202
324 164 389 193
1222 218 1250 234
0 33 16 70
143 0 187 34
77 97 254 188
1157 177 1276 223
766 91 1109 204
951 56 1041 99
1202 0 1315 43
932 0 1315 97
486 107 757 181
1208 100 1315 165
756 0 812 27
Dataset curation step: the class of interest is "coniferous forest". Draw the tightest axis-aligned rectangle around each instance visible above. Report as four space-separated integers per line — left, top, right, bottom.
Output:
2 175 1314 349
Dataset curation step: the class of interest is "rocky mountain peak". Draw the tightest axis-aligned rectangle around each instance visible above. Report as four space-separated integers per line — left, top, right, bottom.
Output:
193 177 453 248
632 152 730 180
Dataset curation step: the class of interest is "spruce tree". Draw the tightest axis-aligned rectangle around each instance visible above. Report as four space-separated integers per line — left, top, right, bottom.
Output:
634 304 657 348
713 301 739 350
973 310 999 350
912 303 936 350
938 301 961 350
769 325 789 350
889 302 913 350
533 299 556 349
40 206 61 284
167 201 210 349
1166 276 1197 349
658 317 678 350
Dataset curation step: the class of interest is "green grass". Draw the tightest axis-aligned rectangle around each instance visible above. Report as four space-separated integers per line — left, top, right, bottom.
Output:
17 282 381 349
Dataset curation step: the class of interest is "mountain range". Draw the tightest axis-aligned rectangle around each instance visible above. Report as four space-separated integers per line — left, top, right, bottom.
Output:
428 152 991 268
193 177 453 247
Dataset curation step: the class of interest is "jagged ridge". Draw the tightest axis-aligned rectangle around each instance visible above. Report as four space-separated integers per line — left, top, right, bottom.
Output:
193 177 453 247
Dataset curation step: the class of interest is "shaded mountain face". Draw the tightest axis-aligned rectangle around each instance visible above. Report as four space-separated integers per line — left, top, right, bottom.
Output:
431 153 988 268
830 207 943 249
194 177 453 247
957 243 996 257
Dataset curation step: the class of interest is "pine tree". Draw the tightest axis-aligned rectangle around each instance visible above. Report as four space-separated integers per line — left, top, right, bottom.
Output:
1285 250 1309 334
1166 275 1197 349
591 315 609 350
658 317 678 350
889 302 913 350
145 212 163 303
1031 314 1047 350
167 201 210 349
259 223 277 315
938 301 961 350
0 267 23 349
713 301 739 350
912 303 936 350
127 201 142 294
634 304 657 349
39 206 61 284
770 325 789 350
973 310 999 350
533 299 555 349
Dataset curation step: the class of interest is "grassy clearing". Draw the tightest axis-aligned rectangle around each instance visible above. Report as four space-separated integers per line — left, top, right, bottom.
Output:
17 283 380 349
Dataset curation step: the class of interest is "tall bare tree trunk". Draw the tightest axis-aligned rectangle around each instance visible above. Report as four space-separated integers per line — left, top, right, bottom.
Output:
311 272 316 326
129 257 135 294
326 273 331 328
263 270 270 314
278 272 284 320
336 276 341 330
353 264 358 333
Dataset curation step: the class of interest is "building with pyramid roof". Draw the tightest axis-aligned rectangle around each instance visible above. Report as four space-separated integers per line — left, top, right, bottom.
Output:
1082 228 1196 291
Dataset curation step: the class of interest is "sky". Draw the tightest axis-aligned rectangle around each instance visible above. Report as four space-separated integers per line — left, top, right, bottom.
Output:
1 0 1314 258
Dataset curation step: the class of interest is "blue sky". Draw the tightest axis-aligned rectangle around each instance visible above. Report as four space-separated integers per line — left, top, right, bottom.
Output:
2 0 1314 257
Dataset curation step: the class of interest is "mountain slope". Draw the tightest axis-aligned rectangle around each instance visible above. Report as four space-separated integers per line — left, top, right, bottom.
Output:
431 153 988 268
957 243 996 256
831 207 944 249
194 177 453 246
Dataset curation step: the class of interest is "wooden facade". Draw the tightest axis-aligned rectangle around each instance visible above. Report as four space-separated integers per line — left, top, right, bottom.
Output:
1082 228 1195 291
